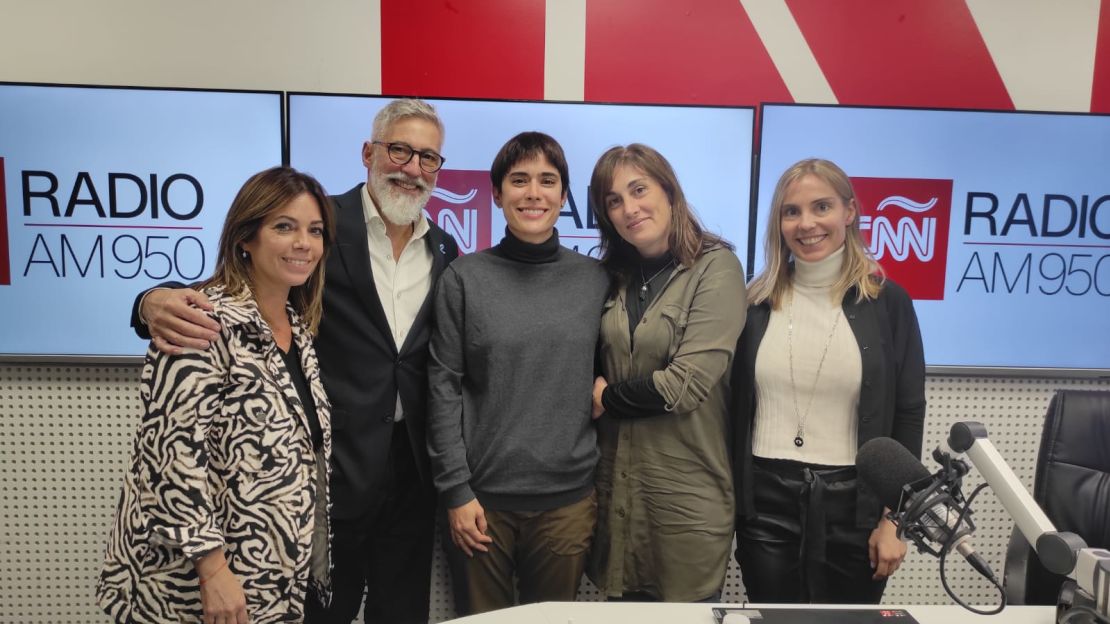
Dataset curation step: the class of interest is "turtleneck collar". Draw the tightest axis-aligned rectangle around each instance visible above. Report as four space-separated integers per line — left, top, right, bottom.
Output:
794 244 845 288
497 227 561 264
638 250 675 273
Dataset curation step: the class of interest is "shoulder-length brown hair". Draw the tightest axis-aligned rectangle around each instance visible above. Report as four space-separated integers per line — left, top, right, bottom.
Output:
589 143 732 284
747 158 882 309
201 166 336 333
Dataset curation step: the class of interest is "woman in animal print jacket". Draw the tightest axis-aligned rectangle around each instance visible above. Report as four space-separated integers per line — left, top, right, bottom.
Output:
97 167 336 623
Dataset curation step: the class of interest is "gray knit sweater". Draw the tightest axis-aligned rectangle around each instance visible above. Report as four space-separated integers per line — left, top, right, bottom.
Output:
426 231 609 511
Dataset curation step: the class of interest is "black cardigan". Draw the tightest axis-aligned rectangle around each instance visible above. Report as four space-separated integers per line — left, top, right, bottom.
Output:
731 277 927 528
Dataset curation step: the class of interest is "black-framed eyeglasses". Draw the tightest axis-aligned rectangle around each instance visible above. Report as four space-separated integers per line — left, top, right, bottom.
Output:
372 141 446 173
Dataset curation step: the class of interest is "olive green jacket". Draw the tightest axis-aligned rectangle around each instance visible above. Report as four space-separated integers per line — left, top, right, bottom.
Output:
589 246 747 601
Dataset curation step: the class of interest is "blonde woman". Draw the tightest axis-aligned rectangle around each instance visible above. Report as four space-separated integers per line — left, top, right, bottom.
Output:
98 167 336 623
732 158 925 603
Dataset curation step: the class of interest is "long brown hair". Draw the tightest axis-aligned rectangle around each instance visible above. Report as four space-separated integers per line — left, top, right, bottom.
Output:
589 143 732 284
747 158 882 309
201 166 336 333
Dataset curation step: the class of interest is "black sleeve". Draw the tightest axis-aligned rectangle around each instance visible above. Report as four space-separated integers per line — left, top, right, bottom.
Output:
601 377 669 419
885 282 927 459
129 281 187 339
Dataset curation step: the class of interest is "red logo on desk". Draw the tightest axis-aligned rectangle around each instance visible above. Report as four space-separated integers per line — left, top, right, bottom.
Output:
425 170 493 254
852 177 954 300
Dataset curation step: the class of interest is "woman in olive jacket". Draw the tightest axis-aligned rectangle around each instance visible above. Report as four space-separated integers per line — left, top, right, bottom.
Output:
588 144 746 602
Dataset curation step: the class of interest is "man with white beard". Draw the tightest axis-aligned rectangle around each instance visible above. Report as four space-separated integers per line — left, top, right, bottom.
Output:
131 99 460 624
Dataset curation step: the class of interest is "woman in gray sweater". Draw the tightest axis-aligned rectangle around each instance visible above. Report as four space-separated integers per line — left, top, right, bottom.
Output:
427 132 609 615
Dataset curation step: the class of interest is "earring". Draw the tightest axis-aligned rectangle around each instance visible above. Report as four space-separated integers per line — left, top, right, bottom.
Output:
240 249 249 260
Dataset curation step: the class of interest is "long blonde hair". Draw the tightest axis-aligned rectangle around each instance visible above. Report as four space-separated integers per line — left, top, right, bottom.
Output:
747 158 882 308
201 166 336 333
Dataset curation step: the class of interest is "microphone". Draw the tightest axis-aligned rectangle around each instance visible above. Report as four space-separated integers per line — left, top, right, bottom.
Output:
856 437 996 581
948 423 1110 622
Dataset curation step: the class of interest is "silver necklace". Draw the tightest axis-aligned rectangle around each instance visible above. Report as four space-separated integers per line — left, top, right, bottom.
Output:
639 260 674 302
786 294 842 447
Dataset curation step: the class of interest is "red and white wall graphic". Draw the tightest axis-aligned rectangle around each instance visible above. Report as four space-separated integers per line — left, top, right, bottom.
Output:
376 0 1110 114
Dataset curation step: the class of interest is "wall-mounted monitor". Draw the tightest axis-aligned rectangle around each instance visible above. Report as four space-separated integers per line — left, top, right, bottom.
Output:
0 82 284 360
754 103 1110 374
288 93 754 261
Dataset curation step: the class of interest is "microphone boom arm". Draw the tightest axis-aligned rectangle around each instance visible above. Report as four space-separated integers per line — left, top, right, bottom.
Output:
947 421 1110 623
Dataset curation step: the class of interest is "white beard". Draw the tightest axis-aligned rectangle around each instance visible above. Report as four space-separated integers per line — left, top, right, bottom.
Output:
369 170 432 225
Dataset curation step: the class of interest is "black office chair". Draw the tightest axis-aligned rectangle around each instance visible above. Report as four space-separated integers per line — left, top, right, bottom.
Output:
1003 389 1110 605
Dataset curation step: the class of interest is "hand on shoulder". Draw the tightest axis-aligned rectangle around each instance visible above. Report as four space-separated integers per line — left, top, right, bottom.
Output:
143 288 221 354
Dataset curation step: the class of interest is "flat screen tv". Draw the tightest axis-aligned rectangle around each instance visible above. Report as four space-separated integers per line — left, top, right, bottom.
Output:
754 103 1110 374
0 82 284 359
287 93 754 262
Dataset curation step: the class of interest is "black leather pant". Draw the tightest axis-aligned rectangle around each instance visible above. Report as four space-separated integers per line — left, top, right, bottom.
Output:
735 457 887 604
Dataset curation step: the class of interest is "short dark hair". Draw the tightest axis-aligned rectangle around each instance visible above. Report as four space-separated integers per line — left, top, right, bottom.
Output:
489 131 569 194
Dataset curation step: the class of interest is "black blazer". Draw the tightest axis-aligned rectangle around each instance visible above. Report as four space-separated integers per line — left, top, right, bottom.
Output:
731 277 926 528
315 185 458 518
132 184 459 519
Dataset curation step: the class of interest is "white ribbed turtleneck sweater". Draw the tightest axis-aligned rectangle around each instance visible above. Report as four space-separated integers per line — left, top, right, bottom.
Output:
752 246 862 466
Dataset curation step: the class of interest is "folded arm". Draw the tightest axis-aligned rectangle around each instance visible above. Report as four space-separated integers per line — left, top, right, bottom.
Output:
651 252 747 415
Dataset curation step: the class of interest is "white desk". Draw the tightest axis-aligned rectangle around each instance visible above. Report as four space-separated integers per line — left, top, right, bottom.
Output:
443 602 1056 624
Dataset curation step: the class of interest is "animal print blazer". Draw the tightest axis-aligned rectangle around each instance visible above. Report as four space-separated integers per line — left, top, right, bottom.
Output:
97 285 332 623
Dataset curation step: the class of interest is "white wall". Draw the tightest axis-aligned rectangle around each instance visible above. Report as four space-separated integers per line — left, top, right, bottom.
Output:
0 0 381 93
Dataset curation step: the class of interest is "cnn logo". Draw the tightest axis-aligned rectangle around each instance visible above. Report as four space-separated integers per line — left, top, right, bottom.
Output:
852 177 954 300
424 170 493 255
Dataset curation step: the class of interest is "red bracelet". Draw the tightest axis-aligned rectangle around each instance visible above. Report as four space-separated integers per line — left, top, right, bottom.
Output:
198 559 229 586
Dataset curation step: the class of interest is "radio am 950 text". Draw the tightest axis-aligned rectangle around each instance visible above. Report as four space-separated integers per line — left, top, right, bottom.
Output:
18 170 209 282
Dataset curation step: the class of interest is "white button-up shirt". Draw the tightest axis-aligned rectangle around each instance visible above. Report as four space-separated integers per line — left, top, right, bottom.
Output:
361 184 433 421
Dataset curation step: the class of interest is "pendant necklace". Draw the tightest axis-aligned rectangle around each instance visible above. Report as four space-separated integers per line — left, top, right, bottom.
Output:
786 293 842 447
639 260 674 302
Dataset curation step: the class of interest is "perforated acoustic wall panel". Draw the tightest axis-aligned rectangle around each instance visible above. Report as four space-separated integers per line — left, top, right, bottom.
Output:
1 364 1106 622
1 365 142 623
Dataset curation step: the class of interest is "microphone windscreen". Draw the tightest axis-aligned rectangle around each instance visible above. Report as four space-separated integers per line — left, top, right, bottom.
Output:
856 437 931 510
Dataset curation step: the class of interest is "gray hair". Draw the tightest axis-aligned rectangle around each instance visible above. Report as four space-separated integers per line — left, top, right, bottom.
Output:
370 98 445 143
